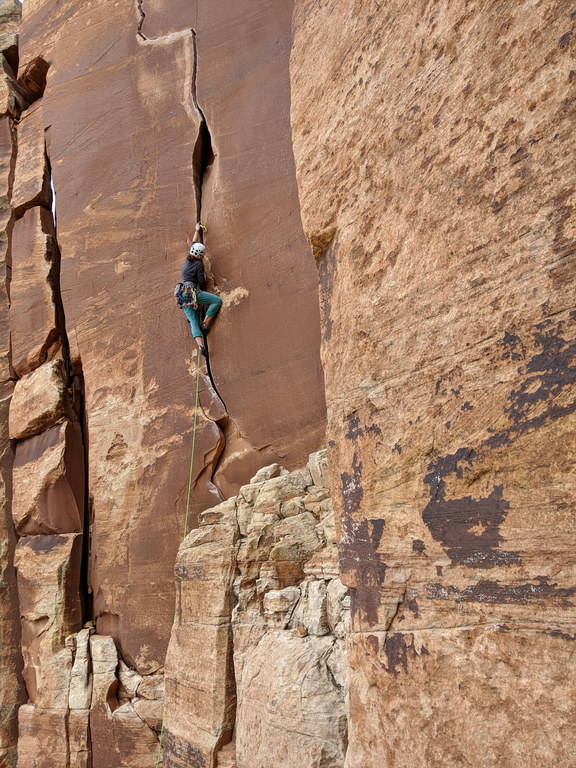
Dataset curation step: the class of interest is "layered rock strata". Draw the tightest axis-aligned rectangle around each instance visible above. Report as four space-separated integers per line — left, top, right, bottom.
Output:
291 2 576 765
164 450 349 768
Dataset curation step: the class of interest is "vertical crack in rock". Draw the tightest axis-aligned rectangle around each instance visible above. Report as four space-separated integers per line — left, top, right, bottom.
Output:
44 123 92 628
190 29 214 226
189 28 229 506
136 0 146 40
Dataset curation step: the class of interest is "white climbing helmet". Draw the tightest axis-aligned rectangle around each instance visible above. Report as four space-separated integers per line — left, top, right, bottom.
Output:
189 243 206 257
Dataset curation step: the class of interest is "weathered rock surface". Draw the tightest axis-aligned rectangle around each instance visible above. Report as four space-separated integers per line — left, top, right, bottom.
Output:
164 451 349 768
0 8 27 765
89 634 159 768
14 533 82 706
9 205 58 376
14 0 326 695
12 99 50 213
290 2 576 765
9 358 69 440
12 420 84 535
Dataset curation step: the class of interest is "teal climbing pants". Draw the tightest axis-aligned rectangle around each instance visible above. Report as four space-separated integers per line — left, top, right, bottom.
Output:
183 291 222 338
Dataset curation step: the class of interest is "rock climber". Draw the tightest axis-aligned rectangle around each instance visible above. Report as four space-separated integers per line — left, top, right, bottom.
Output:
176 223 222 356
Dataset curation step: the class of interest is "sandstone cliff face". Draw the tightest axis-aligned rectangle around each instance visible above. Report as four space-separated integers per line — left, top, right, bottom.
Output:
4 0 326 765
290 1 576 765
14 0 325 681
3 0 575 766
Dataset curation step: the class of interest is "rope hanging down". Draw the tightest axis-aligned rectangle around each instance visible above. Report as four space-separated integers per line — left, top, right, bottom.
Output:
155 345 202 768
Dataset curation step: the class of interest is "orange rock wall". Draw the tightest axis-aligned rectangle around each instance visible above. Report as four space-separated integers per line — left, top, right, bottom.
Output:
15 0 325 679
290 1 576 765
4 0 576 767
7 0 326 766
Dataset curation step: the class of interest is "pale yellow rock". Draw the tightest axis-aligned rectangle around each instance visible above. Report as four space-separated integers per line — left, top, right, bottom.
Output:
307 449 329 489
249 463 281 483
263 586 300 629
68 628 93 710
235 632 347 768
164 452 346 768
291 579 330 637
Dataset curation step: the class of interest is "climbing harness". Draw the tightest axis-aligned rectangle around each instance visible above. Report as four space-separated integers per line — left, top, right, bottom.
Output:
154 345 202 767
174 281 199 310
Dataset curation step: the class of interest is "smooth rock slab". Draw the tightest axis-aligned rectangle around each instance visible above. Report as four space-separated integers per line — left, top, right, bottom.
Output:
12 100 50 212
9 205 58 376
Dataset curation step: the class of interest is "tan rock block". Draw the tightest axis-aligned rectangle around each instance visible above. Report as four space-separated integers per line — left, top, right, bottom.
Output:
132 697 163 732
89 634 117 679
12 420 84 535
291 579 330 637
253 471 311 517
326 578 349 635
15 533 82 706
136 671 164 701
164 514 238 768
118 659 142 700
17 704 69 768
164 622 235 766
0 116 12 226
0 2 20 34
235 632 347 768
176 523 238 624
199 497 238 528
307 449 329 489
250 463 282 483
68 709 90 768
9 358 69 440
263 586 300 629
68 628 93 710
269 512 322 580
89 634 159 768
12 100 50 212
9 206 58 376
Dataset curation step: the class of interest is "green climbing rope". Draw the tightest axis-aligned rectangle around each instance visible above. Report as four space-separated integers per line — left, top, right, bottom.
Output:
155 345 202 768
184 346 202 538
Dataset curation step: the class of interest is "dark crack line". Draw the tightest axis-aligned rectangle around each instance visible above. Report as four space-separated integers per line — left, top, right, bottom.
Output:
136 0 146 39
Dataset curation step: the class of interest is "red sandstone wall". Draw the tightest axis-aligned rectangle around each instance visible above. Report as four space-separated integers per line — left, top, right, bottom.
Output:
15 0 325 676
290 1 576 765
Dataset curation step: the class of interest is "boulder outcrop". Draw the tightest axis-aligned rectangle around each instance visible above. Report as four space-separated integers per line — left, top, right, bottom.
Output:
290 1 576 765
164 451 349 768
